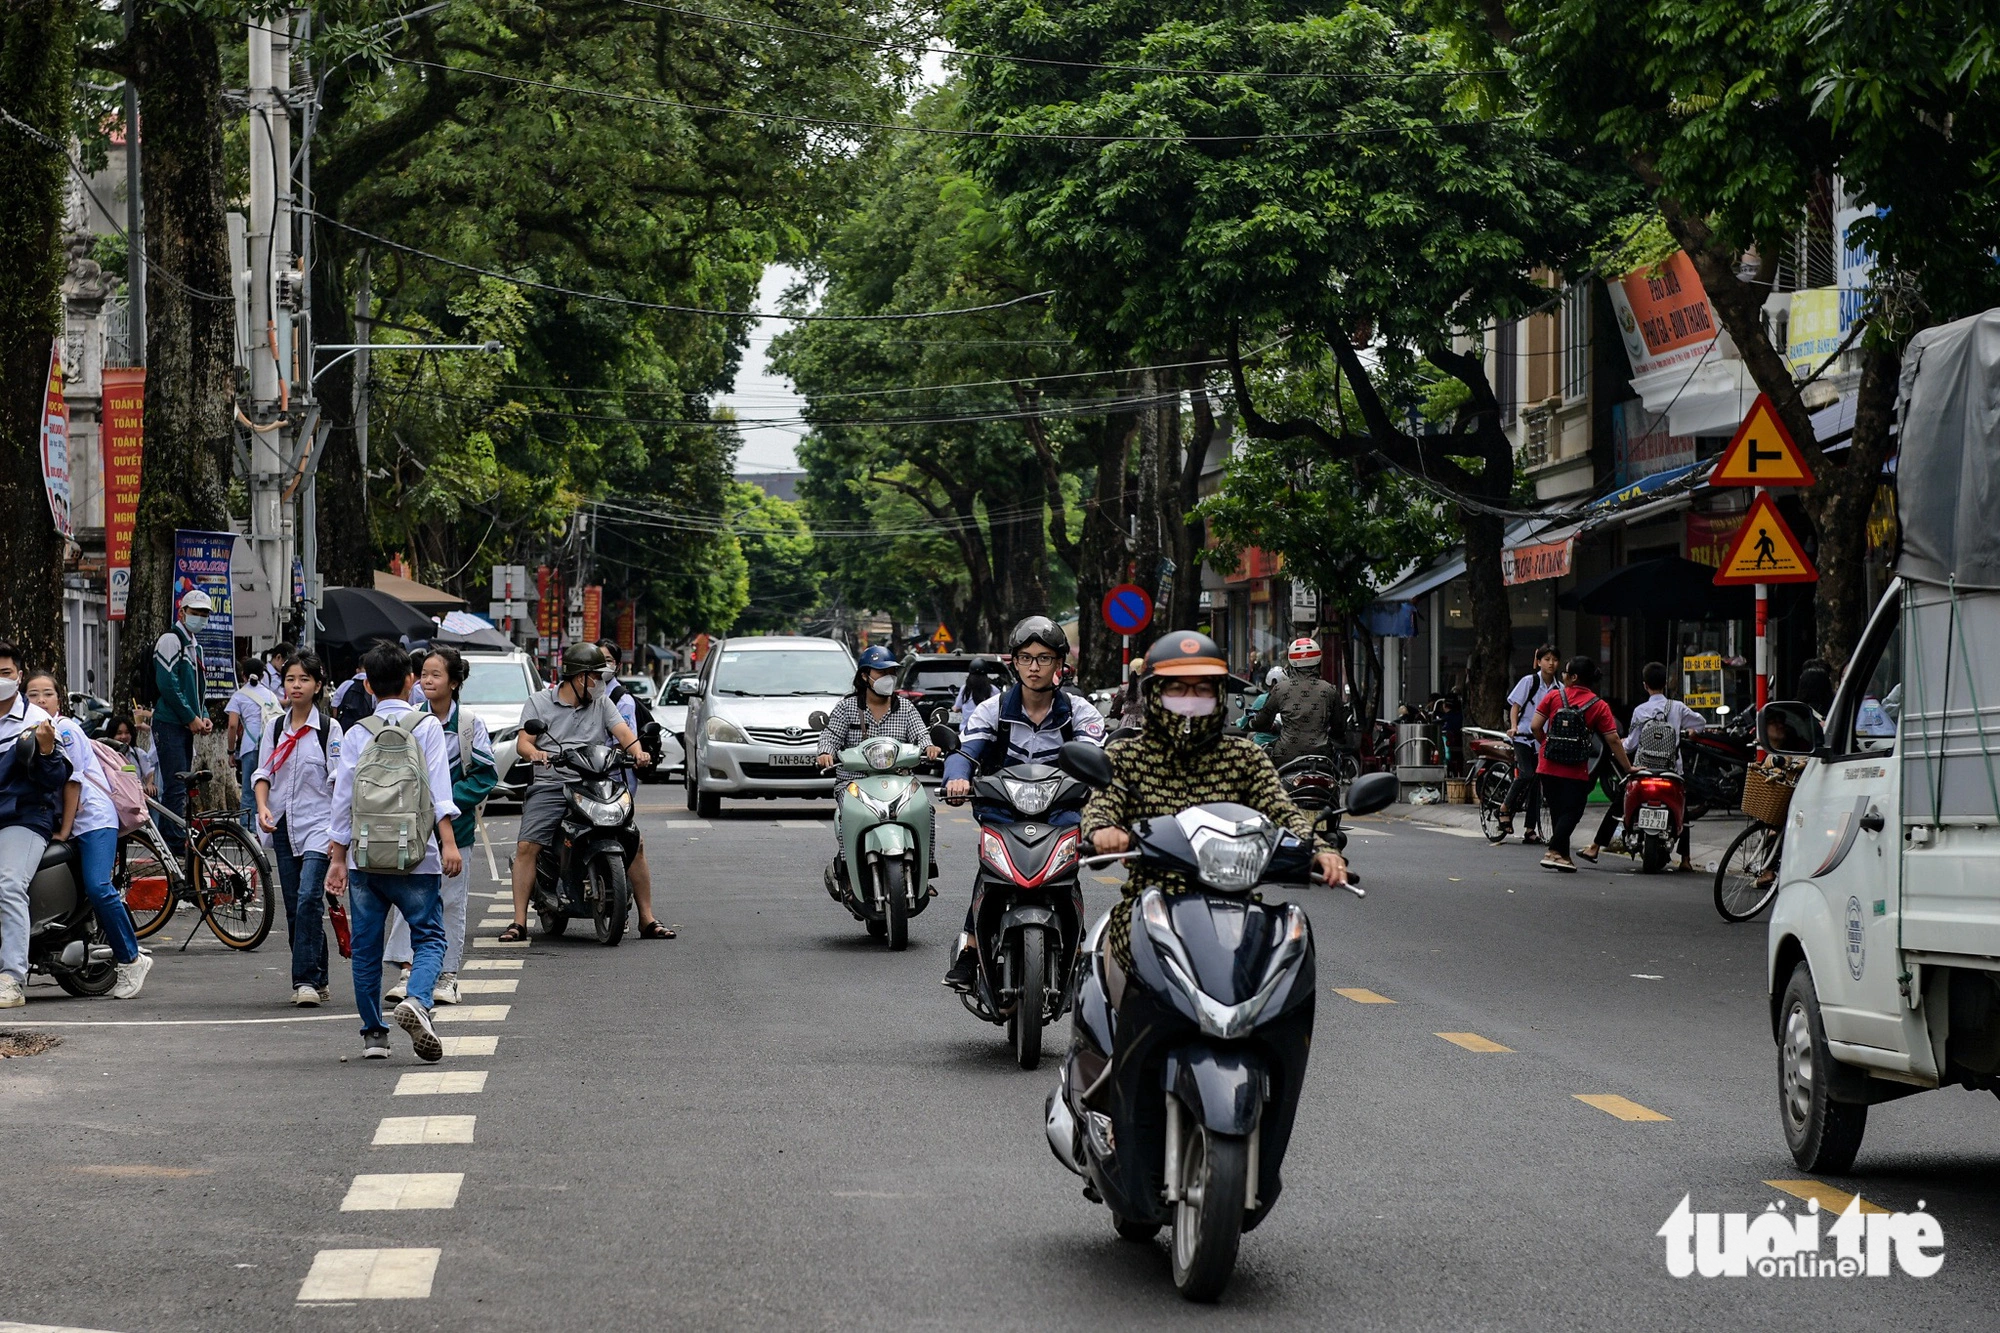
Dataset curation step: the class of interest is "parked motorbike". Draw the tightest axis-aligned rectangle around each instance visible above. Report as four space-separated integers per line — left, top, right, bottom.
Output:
1619 769 1687 873
1275 753 1342 818
944 735 1093 1070
521 718 639 945
1462 726 1517 806
1044 744 1399 1301
1682 706 1755 818
824 725 947 950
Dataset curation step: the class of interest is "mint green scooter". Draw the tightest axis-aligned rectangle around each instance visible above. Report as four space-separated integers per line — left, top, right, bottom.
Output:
826 736 936 950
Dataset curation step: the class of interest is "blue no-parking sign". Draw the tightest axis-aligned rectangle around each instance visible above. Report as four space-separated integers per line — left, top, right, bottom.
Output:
1102 583 1152 635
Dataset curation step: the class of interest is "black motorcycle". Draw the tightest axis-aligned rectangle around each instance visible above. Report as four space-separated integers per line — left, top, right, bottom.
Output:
1682 705 1756 819
945 741 1093 1071
1045 743 1399 1302
521 718 640 945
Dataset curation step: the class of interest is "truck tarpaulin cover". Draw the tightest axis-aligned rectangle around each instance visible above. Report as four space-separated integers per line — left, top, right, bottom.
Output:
1896 307 2000 589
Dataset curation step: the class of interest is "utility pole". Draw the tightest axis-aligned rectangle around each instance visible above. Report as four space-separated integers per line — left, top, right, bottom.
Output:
245 12 299 647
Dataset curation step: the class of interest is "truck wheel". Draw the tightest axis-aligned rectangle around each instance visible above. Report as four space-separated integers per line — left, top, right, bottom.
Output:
1778 962 1867 1172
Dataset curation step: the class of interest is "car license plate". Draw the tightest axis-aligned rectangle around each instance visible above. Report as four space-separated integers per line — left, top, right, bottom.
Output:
1637 806 1671 833
767 751 818 767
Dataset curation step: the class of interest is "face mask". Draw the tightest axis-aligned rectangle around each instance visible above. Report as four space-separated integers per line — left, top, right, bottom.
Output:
869 676 896 698
0 679 17 703
184 614 209 633
1161 693 1217 718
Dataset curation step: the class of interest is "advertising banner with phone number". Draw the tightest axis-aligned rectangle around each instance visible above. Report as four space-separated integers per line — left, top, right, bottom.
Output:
173 529 239 700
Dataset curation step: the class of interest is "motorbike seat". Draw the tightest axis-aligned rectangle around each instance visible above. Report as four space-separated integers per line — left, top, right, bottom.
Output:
174 769 212 785
38 841 77 871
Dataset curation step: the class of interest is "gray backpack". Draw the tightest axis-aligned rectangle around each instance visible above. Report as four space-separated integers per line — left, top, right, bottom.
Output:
1633 712 1682 772
349 713 435 873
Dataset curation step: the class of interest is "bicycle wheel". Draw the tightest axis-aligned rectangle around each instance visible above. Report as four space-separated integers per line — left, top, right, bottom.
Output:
119 824 183 941
1715 823 1783 923
195 823 276 949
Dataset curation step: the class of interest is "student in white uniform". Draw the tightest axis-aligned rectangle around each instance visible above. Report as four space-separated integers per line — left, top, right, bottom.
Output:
254 651 342 1006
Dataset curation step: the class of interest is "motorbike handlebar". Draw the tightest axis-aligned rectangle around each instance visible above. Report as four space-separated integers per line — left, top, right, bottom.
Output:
1311 868 1366 899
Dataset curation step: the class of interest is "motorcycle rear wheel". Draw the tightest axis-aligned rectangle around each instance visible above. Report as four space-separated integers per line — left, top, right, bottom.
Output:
1639 835 1671 874
1172 1120 1247 1302
538 908 570 938
880 859 908 951
590 855 630 946
55 919 118 996
1013 925 1045 1070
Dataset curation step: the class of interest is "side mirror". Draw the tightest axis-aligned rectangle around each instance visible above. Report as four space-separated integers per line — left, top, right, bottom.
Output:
1341 771 1400 817
1056 740 1113 789
522 718 547 737
807 710 829 731
1758 701 1822 757
929 722 960 754
683 680 705 698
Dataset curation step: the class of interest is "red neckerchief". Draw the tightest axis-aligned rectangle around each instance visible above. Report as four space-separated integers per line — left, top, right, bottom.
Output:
266 715 317 776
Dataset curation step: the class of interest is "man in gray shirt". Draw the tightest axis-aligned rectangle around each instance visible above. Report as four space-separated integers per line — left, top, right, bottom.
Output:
500 643 647 940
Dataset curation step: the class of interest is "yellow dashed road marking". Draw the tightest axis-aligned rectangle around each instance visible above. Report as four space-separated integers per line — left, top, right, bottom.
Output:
1766 1179 1890 1214
1333 987 1395 1004
1436 1032 1513 1052
1574 1094 1671 1121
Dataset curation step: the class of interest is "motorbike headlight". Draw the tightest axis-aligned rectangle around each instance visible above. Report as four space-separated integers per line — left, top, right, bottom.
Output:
573 791 631 826
1001 776 1060 816
1188 824 1276 893
863 738 899 772
703 716 749 744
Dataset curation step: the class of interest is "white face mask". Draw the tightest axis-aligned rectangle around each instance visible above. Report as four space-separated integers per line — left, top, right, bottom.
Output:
0 678 17 703
869 675 896 698
184 613 209 633
1161 693 1217 718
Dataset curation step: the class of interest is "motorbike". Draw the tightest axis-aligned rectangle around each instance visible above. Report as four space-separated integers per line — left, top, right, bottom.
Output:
824 725 947 951
943 735 1093 1070
1044 743 1399 1301
1682 705 1755 818
1462 726 1517 806
1275 753 1342 817
1618 768 1687 873
18 840 120 997
520 718 640 945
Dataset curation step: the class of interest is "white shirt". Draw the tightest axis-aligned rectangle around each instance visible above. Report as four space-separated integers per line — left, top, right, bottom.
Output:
53 716 117 836
227 683 282 758
1622 693 1705 772
253 707 344 856
325 698 459 873
0 694 53 749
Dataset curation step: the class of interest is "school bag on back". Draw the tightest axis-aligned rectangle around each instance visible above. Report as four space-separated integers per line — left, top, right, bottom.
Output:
1543 686 1596 766
349 713 435 872
1633 712 1682 772
85 739 150 835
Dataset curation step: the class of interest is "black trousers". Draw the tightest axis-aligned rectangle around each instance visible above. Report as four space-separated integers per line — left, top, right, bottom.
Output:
1543 775 1595 859
1504 740 1542 826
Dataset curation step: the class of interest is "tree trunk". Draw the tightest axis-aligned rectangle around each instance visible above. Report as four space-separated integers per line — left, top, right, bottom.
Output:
311 246 374 589
1459 506 1511 729
1132 369 1163 638
1073 416 1133 688
0 0 76 679
1798 343 1901 671
118 5 233 702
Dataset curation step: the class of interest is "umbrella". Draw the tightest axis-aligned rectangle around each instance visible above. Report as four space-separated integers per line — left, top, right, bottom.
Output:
315 586 435 648
435 618 514 652
1557 557 1756 621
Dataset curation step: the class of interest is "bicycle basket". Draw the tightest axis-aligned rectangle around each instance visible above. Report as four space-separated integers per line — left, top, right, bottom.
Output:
1741 765 1797 827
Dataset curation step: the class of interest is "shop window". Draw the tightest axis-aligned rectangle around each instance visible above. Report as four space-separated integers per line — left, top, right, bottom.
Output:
1522 406 1553 468
1493 320 1519 426
1562 283 1590 403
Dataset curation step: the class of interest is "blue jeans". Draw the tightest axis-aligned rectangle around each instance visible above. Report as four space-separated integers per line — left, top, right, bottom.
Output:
347 869 444 1035
154 721 193 853
238 750 258 829
272 821 329 990
75 827 139 966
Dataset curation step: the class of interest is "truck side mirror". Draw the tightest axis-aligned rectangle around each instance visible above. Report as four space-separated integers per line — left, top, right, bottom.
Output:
1758 701 1822 757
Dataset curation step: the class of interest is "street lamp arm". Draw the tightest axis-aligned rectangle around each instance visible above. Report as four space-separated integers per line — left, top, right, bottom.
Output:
311 341 503 382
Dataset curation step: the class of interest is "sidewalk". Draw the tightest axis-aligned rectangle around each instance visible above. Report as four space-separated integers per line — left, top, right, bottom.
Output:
1373 799 1753 868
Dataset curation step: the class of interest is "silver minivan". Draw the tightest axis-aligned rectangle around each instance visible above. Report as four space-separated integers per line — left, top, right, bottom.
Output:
683 636 855 815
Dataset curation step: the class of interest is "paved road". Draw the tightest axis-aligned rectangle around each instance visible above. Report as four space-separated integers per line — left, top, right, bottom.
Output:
4 795 1997 1330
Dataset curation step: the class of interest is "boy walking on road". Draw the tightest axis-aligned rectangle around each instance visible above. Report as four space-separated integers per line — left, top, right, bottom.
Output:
325 642 463 1061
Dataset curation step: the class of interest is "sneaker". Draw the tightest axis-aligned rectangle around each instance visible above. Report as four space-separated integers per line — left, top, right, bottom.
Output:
433 973 461 1006
0 974 23 1009
942 949 978 992
393 998 443 1063
362 1031 391 1059
384 966 411 1002
111 952 154 1000
291 983 321 1007
317 987 331 1003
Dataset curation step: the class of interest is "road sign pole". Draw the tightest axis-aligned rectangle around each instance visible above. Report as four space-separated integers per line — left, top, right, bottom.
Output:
1755 484 1769 714
1123 634 1131 682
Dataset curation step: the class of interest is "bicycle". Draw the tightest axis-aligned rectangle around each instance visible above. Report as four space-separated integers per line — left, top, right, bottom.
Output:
1480 768 1550 844
1713 764 1796 923
119 768 277 950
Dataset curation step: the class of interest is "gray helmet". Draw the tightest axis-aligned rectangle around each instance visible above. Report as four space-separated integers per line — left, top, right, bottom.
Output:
1007 616 1068 657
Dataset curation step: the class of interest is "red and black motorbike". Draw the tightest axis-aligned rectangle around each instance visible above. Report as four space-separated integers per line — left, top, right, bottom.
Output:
1681 708 1756 818
1620 768 1687 873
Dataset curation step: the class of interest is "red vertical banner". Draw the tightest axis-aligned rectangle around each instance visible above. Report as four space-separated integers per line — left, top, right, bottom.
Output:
536 565 562 639
580 585 603 644
615 600 636 657
101 367 145 620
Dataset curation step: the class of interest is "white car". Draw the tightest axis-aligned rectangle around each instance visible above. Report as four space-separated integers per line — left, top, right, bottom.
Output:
683 637 854 815
457 650 544 802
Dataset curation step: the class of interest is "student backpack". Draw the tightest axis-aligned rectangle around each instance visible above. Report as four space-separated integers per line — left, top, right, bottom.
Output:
348 714 435 873
1542 686 1596 767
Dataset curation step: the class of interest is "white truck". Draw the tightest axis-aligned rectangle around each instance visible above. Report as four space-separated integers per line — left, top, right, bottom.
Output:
1763 307 2000 1170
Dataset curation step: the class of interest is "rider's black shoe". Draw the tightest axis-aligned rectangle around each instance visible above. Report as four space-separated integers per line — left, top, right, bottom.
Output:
942 948 978 992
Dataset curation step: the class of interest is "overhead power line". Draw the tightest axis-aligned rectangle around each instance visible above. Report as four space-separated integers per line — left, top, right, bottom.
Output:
307 210 1054 321
382 54 1523 144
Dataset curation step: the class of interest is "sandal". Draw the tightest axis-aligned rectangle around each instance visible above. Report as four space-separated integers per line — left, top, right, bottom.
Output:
1521 832 1545 847
497 921 531 943
638 920 677 940
1576 846 1600 864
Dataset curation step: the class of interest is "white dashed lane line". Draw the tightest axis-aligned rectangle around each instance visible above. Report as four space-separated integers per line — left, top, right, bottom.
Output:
340 1173 465 1211
394 1070 490 1095
373 1115 477 1145
455 978 518 994
297 1248 442 1301
460 958 521 971
431 1005 510 1023
438 1035 497 1057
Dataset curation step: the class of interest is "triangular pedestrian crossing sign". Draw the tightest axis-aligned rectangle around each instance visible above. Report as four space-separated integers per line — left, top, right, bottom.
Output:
1713 493 1820 585
1709 393 1816 487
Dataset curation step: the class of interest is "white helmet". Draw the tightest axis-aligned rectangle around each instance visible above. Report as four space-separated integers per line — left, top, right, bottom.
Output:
1286 636 1323 671
1265 665 1284 688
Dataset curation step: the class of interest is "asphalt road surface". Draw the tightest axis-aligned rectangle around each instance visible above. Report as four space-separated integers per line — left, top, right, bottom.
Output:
4 795 1997 1331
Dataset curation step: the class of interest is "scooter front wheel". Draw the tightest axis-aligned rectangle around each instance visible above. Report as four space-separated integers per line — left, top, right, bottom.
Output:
590 854 630 946
1172 1120 1247 1303
880 859 908 951
1012 925 1045 1070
